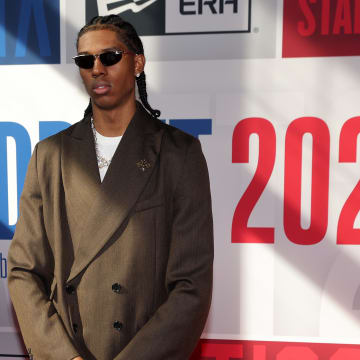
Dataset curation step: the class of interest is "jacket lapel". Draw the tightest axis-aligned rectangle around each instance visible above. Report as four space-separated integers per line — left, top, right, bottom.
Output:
66 103 163 282
61 115 101 244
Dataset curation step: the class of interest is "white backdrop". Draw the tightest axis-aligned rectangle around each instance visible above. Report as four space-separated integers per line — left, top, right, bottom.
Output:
2 0 360 359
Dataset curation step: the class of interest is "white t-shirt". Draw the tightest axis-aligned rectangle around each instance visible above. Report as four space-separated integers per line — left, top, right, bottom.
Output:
95 130 122 182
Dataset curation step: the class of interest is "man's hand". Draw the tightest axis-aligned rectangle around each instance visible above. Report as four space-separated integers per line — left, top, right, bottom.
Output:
72 357 84 360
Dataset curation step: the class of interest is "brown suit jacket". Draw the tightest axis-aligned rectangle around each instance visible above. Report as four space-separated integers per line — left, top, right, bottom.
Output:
7 102 213 360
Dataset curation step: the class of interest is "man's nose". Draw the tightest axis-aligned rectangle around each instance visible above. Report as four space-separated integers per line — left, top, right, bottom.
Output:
92 56 106 77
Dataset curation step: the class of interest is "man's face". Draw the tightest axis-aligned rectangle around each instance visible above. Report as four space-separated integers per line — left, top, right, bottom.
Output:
77 29 144 111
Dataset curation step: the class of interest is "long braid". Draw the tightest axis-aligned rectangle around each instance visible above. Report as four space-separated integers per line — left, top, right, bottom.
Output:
77 15 161 118
136 72 160 118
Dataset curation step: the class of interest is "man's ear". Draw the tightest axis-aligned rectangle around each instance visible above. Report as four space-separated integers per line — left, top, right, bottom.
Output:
134 54 145 76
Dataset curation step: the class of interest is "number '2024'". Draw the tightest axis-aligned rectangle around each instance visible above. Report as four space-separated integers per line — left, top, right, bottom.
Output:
232 116 360 245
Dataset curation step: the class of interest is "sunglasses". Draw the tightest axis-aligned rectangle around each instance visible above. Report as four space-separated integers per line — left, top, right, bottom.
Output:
72 50 135 69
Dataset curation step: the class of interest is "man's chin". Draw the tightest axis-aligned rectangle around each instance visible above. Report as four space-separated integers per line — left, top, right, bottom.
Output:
92 96 134 112
92 99 119 111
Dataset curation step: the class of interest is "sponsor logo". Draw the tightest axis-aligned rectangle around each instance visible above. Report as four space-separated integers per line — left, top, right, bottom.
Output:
0 0 60 65
283 0 360 58
98 0 159 15
86 0 251 35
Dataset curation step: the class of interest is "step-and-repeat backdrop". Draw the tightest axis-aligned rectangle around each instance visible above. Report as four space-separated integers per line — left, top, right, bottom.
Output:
1 0 360 359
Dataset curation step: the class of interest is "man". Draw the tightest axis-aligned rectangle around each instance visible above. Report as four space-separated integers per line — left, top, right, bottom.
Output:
8 15 213 360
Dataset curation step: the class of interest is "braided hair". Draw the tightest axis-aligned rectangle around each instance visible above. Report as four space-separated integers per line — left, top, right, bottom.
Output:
77 15 161 118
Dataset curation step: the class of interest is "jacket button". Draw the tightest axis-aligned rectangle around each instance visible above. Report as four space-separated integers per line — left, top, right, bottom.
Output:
73 323 78 333
112 283 122 293
113 321 123 331
65 284 75 294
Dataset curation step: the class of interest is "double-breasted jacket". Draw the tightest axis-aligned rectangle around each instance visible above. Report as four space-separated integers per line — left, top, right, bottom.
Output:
8 103 214 360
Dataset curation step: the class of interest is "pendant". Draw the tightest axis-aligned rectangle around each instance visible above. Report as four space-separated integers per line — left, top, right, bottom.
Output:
98 156 111 169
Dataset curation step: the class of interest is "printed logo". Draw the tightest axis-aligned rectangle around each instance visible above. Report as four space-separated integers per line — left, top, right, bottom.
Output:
283 0 360 58
0 0 60 65
98 0 159 15
86 0 251 35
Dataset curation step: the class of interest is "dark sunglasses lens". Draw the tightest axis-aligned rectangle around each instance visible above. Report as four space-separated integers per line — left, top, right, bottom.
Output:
75 55 94 69
100 51 123 66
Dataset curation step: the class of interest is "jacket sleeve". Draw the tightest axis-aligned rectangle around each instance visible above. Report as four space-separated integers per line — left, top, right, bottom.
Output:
115 137 214 360
7 144 80 360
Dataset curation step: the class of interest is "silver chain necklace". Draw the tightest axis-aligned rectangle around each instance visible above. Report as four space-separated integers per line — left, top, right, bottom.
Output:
91 117 112 169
